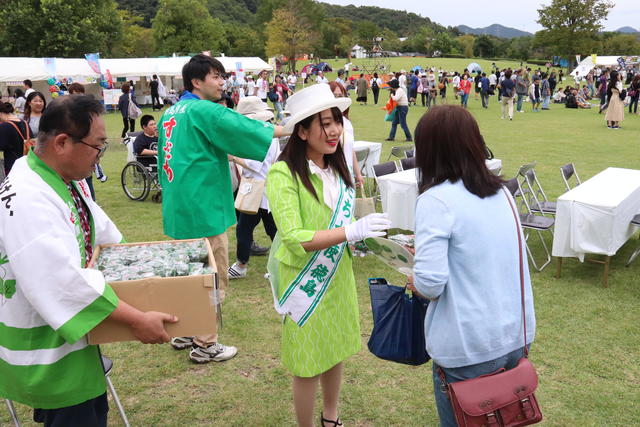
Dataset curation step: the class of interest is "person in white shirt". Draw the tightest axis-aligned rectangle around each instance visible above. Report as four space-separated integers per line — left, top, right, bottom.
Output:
228 97 280 279
489 72 497 93
452 72 461 100
316 71 329 84
398 70 407 92
233 74 246 100
385 79 412 142
287 72 297 92
329 81 364 188
335 70 346 89
246 75 256 97
255 71 269 101
23 79 35 98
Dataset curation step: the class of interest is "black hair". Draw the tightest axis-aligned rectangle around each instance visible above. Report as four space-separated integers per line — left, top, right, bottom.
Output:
216 92 234 109
38 95 104 144
14 88 24 98
415 105 502 198
0 102 14 114
23 91 47 123
182 54 226 92
607 70 619 100
140 114 155 128
23 79 32 88
153 74 158 80
278 107 353 201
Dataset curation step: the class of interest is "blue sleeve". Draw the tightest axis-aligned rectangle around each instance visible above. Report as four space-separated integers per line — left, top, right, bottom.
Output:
413 194 454 299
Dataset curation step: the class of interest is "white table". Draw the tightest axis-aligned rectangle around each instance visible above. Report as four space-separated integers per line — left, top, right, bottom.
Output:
552 168 640 285
553 167 640 259
353 140 382 177
377 159 503 231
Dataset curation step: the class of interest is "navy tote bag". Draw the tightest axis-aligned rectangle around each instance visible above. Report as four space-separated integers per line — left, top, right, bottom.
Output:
367 278 430 366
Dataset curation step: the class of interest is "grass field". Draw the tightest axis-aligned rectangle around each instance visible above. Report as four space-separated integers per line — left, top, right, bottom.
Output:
3 57 640 426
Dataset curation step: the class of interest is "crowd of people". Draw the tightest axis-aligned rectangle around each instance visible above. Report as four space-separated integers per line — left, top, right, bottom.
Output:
1 54 639 426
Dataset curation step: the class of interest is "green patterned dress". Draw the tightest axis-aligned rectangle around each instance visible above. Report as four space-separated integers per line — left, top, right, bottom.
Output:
266 161 361 377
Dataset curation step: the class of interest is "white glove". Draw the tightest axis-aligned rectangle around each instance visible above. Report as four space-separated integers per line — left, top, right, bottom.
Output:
344 213 392 242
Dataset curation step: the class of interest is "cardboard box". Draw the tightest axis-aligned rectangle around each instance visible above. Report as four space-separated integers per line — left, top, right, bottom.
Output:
87 238 218 344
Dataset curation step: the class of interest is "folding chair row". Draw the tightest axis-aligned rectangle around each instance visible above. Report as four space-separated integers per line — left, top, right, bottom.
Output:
386 145 414 161
505 177 555 272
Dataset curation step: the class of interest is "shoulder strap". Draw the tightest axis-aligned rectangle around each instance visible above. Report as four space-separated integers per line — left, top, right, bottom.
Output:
7 120 29 140
502 188 528 358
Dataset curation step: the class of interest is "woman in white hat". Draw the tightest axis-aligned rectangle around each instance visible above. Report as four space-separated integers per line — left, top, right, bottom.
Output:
265 84 391 427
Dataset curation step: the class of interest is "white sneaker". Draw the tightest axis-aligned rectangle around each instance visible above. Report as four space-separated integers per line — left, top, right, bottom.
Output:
170 336 194 350
228 262 247 279
189 342 238 363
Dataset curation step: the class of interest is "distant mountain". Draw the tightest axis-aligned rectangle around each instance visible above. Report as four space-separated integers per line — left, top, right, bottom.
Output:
457 24 532 39
616 26 638 33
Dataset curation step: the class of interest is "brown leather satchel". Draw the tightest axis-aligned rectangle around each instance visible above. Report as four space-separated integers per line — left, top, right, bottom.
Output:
438 188 543 427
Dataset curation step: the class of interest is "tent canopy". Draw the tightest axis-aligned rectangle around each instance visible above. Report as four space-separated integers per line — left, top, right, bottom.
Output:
570 55 638 79
467 62 482 73
0 56 273 82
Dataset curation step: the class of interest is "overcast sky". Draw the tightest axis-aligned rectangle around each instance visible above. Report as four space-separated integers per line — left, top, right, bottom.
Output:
322 0 639 33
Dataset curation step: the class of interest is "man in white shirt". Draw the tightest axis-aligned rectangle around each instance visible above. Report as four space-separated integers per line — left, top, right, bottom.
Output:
23 80 35 98
488 72 497 92
287 72 297 91
316 71 329 84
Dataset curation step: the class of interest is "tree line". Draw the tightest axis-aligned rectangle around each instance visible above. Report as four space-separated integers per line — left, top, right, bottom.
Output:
0 0 637 69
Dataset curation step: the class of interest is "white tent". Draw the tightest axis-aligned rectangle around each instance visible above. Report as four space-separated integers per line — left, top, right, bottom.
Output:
351 45 367 59
570 55 638 80
0 56 272 82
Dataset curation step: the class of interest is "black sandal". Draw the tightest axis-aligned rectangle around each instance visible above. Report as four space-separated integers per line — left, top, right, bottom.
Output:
320 412 343 426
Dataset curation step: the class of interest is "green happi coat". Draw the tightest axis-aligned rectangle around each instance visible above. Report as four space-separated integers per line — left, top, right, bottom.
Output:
266 161 360 377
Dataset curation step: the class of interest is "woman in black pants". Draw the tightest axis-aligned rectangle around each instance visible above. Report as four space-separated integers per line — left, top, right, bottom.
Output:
371 72 381 105
117 83 137 138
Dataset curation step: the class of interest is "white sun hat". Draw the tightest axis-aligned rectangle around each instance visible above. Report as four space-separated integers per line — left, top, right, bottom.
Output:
282 84 351 133
236 96 274 122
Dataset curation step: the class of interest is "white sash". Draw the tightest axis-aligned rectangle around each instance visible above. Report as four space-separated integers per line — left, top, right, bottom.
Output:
273 178 354 327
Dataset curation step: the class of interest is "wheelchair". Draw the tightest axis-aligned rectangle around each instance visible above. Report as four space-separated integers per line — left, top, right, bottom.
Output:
121 132 162 202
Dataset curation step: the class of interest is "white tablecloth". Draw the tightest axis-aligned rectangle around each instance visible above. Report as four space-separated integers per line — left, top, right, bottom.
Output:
136 95 151 105
353 140 382 177
552 167 640 260
377 159 503 230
